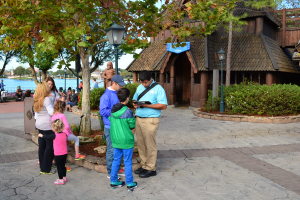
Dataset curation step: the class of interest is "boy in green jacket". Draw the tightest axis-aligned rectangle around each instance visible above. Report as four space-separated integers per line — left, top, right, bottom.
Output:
109 88 137 190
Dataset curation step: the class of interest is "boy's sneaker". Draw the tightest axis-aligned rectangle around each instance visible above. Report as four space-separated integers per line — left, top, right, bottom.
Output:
66 166 72 172
107 175 121 180
110 181 125 188
127 182 138 191
54 179 65 185
118 168 125 176
75 153 86 160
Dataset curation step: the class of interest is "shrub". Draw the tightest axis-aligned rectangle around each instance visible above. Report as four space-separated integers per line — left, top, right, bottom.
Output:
71 124 80 136
78 87 105 110
78 83 139 110
205 83 300 116
124 83 139 108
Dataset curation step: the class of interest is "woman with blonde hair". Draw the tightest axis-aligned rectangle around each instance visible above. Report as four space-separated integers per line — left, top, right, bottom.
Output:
34 82 56 174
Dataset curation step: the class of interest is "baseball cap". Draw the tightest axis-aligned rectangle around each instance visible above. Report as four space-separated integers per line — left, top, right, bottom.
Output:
111 75 126 86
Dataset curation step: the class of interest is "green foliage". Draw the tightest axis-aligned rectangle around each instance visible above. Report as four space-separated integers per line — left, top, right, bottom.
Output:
78 87 105 110
124 83 139 108
205 83 300 116
71 124 80 136
78 83 139 110
13 66 26 77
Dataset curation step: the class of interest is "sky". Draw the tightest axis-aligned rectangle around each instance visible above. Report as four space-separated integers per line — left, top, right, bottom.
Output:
2 52 136 72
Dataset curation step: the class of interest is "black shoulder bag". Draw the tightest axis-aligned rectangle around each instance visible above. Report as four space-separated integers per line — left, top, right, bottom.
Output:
137 82 158 101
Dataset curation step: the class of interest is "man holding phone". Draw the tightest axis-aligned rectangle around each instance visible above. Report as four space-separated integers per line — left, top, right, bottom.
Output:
133 71 168 178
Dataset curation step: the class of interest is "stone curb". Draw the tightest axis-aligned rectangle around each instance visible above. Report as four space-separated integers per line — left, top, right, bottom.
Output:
193 109 300 124
30 132 140 174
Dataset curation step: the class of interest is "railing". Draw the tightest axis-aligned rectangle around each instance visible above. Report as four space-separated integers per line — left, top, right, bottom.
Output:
274 8 300 47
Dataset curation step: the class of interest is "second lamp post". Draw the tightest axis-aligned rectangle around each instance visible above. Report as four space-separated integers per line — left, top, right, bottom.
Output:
217 49 226 113
105 23 125 75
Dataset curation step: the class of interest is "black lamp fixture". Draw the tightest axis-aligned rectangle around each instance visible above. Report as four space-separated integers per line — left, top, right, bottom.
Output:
217 48 226 113
105 23 126 75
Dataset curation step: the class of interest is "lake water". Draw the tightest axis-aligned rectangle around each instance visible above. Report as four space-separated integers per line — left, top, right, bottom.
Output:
0 78 104 92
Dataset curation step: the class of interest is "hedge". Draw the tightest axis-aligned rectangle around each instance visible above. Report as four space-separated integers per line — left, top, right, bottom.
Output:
78 83 139 110
205 83 300 116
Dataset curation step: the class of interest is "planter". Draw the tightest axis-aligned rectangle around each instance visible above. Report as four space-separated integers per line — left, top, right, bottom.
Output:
193 109 300 124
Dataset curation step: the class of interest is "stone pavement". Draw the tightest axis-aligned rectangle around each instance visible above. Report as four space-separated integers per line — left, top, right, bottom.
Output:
1 102 300 200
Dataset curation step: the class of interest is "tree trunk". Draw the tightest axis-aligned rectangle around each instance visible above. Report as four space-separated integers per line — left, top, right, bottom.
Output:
0 55 10 76
226 20 233 86
79 48 91 136
42 70 47 81
29 64 39 85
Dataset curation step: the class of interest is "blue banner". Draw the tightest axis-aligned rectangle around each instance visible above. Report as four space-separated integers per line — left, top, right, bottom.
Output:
166 42 190 54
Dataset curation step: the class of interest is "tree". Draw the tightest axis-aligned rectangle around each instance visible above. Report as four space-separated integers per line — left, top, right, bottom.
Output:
14 66 26 77
0 0 254 135
0 51 16 76
0 0 163 136
25 67 32 76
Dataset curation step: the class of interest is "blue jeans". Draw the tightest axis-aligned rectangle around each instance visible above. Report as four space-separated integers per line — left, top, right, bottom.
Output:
110 148 134 184
104 128 113 174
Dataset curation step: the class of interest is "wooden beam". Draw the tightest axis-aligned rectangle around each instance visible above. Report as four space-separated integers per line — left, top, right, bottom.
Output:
159 52 172 74
186 51 199 73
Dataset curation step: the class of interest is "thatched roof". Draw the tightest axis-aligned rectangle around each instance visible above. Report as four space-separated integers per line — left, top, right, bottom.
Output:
127 33 299 73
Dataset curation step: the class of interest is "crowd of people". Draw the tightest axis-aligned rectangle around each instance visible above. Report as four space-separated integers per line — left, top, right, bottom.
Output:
31 61 167 191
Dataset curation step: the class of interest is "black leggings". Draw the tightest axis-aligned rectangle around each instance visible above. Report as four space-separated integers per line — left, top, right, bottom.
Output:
55 154 67 179
38 129 55 173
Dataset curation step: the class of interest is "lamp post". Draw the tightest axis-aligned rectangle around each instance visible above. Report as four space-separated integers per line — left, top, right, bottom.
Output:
105 23 126 75
217 49 226 113
64 67 67 92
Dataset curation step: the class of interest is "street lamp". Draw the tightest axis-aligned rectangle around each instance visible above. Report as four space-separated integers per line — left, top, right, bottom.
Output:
105 23 126 75
64 67 67 92
217 49 226 113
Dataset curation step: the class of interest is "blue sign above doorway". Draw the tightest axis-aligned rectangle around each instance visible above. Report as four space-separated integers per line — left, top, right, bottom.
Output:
166 42 190 54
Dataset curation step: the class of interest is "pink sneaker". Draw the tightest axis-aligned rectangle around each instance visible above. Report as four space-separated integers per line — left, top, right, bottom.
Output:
54 179 65 185
63 177 68 182
75 153 86 160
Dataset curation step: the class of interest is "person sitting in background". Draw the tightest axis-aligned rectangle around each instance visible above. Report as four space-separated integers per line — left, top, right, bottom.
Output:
66 87 72 102
78 81 83 92
58 87 66 101
15 86 23 101
66 89 78 112
24 90 32 98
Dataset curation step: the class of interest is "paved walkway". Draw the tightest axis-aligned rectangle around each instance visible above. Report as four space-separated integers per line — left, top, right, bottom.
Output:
1 102 300 199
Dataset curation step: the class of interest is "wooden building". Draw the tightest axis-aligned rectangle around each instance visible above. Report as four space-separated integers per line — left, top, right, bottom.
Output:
127 2 300 108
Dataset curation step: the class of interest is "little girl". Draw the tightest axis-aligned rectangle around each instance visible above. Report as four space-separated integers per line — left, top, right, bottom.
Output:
51 100 86 161
51 119 68 185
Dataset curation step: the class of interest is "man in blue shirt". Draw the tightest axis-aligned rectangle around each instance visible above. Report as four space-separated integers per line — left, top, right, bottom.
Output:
100 75 126 178
133 71 168 178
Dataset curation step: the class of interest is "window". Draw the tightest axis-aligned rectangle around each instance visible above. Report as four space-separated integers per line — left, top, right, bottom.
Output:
194 72 201 84
165 72 170 83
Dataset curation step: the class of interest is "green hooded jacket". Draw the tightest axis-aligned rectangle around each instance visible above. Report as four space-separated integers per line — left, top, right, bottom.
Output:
109 104 136 149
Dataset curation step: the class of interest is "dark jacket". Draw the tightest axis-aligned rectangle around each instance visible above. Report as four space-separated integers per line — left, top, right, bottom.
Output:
109 103 136 149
